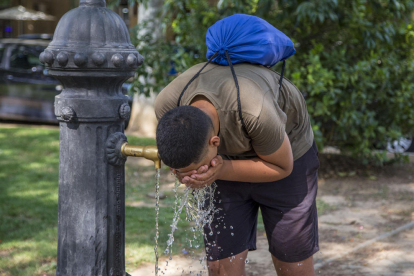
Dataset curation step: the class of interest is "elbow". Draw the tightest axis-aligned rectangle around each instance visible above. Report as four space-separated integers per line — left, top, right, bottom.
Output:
284 153 294 177
278 160 294 181
282 163 293 179
268 164 293 182
285 165 293 178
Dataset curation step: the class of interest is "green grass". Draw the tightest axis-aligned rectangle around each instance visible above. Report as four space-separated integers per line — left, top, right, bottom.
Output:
0 128 59 276
0 127 198 275
127 135 157 147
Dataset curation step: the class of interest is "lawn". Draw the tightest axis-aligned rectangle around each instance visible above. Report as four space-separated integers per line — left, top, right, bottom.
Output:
0 127 199 276
0 127 332 275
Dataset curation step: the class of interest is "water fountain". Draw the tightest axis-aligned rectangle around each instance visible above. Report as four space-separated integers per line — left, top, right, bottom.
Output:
39 1 157 275
42 1 220 275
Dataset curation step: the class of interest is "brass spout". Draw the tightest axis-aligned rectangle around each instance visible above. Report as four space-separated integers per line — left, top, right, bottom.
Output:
120 143 161 169
105 132 161 169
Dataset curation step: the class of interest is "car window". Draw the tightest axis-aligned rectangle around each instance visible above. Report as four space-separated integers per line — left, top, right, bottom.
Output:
10 45 44 71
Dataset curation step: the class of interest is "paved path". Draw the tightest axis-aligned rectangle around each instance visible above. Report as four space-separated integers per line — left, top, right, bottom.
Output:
131 172 414 276
316 226 414 275
130 225 414 276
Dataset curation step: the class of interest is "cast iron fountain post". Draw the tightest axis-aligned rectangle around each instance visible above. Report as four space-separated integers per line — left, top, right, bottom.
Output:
40 0 143 275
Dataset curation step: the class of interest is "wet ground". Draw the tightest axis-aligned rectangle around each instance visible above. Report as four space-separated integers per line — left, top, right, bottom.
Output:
131 163 414 276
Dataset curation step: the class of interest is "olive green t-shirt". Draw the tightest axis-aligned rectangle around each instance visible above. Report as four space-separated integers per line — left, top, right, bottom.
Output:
154 62 314 161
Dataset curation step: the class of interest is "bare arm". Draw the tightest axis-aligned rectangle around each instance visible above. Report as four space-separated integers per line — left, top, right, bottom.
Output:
218 133 293 183
179 133 294 188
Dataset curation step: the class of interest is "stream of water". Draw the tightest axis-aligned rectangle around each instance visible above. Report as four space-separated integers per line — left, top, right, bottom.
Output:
153 172 222 275
165 179 221 274
154 169 161 276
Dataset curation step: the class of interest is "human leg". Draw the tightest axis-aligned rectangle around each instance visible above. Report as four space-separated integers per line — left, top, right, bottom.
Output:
272 255 315 276
255 142 320 274
207 249 249 276
203 180 258 274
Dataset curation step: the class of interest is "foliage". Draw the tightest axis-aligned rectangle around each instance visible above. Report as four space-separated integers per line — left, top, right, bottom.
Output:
0 0 10 7
132 0 414 163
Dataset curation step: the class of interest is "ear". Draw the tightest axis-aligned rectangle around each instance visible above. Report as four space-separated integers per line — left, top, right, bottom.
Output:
209 135 220 147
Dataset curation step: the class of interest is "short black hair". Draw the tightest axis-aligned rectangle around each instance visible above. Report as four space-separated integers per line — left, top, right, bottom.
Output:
156 106 213 169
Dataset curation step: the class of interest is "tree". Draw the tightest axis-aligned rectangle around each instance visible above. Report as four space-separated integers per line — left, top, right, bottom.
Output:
132 0 414 163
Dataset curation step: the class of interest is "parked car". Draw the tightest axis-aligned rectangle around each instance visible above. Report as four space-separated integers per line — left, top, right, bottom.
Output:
0 36 132 125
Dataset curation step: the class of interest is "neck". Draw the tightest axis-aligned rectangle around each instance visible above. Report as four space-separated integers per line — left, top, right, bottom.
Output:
190 96 220 136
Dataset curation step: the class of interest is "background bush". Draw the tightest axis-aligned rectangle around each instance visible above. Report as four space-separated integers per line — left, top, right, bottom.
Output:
132 0 414 163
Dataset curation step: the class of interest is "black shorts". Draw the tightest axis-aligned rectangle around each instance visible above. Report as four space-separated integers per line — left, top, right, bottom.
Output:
203 141 320 263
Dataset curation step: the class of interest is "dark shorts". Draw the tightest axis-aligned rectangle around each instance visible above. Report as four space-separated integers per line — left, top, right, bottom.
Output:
203 141 320 263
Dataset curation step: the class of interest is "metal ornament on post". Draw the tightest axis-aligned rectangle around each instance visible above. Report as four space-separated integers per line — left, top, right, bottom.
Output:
39 0 151 275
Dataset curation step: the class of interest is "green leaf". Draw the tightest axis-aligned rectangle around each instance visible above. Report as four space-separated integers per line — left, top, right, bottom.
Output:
129 0 414 165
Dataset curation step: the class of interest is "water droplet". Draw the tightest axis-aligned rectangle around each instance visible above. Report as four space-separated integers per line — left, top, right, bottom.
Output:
231 233 234 236
217 191 220 194
162 182 221 270
230 226 233 229
223 226 226 229
217 231 220 234
245 258 249 264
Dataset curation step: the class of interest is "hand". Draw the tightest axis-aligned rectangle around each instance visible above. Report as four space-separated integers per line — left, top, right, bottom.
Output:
170 165 209 185
181 155 224 189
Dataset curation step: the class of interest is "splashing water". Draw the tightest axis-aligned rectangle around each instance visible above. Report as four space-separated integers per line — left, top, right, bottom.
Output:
164 179 221 263
151 173 221 275
154 169 161 276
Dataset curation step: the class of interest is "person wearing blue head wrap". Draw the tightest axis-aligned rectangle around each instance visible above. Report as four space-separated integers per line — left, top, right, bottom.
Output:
155 14 319 276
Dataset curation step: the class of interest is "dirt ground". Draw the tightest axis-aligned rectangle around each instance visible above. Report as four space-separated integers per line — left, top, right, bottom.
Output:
131 159 414 276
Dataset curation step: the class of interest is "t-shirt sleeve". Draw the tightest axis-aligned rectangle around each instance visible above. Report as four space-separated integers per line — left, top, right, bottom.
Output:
244 90 287 156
